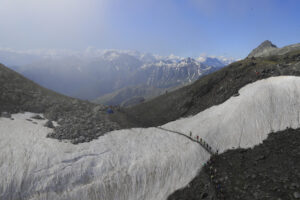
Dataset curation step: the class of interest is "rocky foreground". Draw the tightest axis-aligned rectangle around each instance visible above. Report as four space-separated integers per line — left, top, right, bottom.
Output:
168 128 300 200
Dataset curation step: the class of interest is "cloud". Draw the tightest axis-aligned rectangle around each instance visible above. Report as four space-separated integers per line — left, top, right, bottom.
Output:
0 0 110 49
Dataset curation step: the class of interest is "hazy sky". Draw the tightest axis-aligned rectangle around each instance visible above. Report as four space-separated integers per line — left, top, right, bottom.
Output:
0 0 299 58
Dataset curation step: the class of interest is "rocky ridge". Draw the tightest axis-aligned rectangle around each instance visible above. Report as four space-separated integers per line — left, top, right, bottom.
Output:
248 40 300 58
116 46 300 128
248 40 278 58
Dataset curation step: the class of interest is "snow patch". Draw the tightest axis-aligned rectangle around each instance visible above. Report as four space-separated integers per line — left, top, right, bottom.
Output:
0 113 208 200
2 76 300 200
163 76 300 153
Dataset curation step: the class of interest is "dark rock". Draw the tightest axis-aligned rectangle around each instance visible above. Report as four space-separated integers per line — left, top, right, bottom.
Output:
31 115 44 120
290 183 299 189
168 128 300 200
44 120 54 129
201 192 208 199
294 192 300 199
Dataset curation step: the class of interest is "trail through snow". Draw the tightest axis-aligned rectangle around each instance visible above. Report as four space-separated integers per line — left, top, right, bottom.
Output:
0 113 208 200
163 76 300 153
1 76 300 200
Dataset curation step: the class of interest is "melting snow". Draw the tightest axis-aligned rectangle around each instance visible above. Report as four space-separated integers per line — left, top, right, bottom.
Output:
1 76 300 200
0 113 207 200
163 76 300 153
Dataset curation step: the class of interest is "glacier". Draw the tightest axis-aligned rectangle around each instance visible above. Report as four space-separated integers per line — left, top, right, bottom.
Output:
1 76 300 200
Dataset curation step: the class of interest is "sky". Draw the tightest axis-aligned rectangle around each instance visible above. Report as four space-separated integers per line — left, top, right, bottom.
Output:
0 0 299 58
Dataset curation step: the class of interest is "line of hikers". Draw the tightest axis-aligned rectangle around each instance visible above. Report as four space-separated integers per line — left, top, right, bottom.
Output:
189 131 218 155
204 157 225 199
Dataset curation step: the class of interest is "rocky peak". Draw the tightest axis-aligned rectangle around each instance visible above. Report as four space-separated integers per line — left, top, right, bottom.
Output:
248 40 278 58
259 40 277 48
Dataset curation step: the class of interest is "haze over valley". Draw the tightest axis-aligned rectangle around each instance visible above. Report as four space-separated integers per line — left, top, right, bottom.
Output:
0 0 300 200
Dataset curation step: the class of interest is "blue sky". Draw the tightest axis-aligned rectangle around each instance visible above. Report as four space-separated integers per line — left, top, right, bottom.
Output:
0 0 299 58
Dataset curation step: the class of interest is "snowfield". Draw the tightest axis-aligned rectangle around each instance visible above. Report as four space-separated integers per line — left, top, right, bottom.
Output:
163 76 300 153
0 113 208 200
1 76 300 200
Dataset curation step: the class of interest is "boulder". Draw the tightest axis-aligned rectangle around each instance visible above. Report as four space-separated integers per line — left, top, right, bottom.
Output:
44 120 54 129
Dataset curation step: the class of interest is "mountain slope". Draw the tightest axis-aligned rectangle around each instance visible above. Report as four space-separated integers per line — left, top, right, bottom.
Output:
93 85 168 106
0 63 120 143
168 128 300 200
114 46 300 128
248 40 300 58
2 76 300 200
4 49 230 100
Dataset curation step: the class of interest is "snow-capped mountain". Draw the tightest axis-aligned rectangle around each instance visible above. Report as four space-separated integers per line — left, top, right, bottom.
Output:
2 76 300 200
0 48 234 102
1 41 300 200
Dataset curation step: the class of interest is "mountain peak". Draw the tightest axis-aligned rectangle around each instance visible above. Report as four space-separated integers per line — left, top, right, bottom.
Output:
260 40 277 48
248 40 278 58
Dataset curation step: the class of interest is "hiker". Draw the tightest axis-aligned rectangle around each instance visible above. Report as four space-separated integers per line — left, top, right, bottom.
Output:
196 136 199 140
106 108 114 114
190 131 192 137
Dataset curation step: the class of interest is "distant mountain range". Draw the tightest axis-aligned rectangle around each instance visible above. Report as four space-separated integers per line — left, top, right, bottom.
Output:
0 48 235 106
1 41 300 200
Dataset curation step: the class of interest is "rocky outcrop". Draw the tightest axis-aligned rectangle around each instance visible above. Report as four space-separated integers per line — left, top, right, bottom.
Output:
248 40 277 58
248 40 300 58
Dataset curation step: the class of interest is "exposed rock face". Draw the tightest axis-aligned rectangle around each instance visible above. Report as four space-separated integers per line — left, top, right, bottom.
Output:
248 40 278 58
248 40 300 58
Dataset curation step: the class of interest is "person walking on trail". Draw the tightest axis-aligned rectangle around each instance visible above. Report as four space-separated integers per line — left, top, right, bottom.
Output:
190 131 192 137
196 136 199 140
